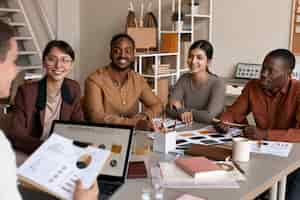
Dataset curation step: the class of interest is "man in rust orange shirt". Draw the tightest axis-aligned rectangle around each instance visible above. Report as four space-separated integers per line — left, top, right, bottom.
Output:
217 49 300 200
84 34 162 130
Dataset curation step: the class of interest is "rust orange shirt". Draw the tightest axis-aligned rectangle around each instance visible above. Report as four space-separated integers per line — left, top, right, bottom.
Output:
84 65 162 126
220 79 300 142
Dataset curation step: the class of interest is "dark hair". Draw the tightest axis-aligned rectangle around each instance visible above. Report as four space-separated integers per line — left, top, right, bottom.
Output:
189 40 213 60
42 40 75 61
265 49 296 72
0 20 15 62
110 33 135 49
189 40 215 75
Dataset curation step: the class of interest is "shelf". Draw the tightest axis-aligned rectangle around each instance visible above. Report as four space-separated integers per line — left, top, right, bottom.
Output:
17 65 42 70
142 72 177 78
18 51 39 55
160 30 192 34
9 22 26 27
136 52 179 57
0 8 20 13
185 14 212 19
180 68 190 73
16 36 32 41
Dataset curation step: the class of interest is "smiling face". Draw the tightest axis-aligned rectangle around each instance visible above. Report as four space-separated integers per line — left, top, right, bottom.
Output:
43 47 73 82
110 38 135 71
0 37 18 98
187 48 210 74
260 56 290 93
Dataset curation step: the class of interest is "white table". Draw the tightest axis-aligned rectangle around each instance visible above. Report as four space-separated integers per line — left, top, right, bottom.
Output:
111 128 300 200
20 125 300 200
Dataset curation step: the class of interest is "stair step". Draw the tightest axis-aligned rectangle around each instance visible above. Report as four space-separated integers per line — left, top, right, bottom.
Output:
0 8 21 13
9 22 26 27
16 36 32 41
18 51 39 56
24 72 43 80
17 65 42 70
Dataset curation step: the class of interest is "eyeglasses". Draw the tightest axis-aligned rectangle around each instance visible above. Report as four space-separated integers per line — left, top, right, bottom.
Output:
45 55 73 66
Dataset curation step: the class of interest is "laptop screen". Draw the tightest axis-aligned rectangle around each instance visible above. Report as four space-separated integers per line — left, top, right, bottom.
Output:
50 121 134 180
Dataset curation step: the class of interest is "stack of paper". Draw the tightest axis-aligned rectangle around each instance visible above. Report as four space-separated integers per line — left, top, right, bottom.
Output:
250 141 293 157
152 161 241 188
18 134 111 200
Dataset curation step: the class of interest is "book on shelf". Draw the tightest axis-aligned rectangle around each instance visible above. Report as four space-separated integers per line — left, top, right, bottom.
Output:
18 134 111 200
174 157 225 179
150 64 176 75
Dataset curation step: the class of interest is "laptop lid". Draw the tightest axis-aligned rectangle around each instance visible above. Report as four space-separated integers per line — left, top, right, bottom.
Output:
50 120 134 183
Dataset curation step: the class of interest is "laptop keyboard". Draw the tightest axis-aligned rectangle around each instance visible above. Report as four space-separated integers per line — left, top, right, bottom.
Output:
98 181 121 200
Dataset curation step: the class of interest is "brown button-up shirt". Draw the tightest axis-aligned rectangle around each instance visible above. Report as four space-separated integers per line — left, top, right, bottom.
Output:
84 65 162 126
220 79 300 142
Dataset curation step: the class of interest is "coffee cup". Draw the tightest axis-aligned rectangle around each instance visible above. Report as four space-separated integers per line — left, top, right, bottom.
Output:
232 137 250 162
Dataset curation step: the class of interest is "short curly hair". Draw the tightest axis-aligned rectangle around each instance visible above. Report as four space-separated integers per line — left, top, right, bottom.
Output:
265 49 296 72
110 33 135 49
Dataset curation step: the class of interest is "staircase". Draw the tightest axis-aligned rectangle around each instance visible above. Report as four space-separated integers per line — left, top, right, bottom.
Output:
0 0 43 79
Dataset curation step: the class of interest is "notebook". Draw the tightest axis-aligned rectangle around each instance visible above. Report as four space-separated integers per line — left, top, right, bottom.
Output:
50 120 134 200
175 157 225 179
127 161 147 179
18 134 111 200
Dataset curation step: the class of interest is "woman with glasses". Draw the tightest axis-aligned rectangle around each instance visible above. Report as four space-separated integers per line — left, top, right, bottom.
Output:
9 40 84 156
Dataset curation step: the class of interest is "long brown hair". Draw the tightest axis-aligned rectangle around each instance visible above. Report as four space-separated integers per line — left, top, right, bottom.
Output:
189 40 216 76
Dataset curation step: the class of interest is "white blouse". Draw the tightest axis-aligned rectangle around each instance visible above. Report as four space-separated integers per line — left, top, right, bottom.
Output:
0 130 22 200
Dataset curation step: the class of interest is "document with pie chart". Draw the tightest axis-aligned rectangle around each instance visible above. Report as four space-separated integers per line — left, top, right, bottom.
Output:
18 133 111 200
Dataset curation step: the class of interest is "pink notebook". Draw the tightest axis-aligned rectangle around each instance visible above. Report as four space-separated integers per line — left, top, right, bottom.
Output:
174 157 224 178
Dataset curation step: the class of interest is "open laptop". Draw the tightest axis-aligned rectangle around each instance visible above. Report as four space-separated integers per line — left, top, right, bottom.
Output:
50 120 134 200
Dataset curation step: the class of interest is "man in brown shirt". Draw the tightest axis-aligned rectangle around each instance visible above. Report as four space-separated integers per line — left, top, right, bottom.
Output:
217 49 300 200
84 33 162 130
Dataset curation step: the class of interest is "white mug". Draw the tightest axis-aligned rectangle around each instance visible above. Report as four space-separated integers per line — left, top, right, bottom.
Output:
232 137 250 162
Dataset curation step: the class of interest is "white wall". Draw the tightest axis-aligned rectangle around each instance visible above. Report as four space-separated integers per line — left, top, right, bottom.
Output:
212 0 294 77
79 0 295 87
24 0 80 79
79 0 130 87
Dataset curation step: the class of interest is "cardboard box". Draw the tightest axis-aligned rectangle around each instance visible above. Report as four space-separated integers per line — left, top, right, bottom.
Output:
127 28 157 50
160 33 178 52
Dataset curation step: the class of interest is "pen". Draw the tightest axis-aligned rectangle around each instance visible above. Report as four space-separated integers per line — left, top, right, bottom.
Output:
212 118 248 128
232 160 246 175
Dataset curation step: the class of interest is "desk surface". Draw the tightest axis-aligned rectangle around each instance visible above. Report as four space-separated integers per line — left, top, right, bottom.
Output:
112 127 300 200
20 125 300 200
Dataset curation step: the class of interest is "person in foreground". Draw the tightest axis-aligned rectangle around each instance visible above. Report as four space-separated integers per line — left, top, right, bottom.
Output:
10 40 84 155
84 33 162 130
216 49 300 200
166 40 225 124
0 21 98 200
